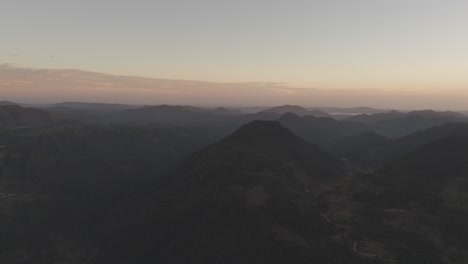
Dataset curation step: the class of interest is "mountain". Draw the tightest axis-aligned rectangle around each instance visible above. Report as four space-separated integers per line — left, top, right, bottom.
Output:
378 135 468 225
394 122 468 148
211 107 243 115
261 105 310 115
346 110 468 137
41 106 106 123
2 116 461 263
233 106 272 113
0 100 18 106
182 120 345 181
314 106 389 115
93 121 354 264
93 120 454 263
113 105 215 123
367 122 468 167
51 102 140 112
277 113 370 151
349 135 468 263
308 109 332 117
383 135 468 179
261 105 330 117
344 110 403 124
0 121 236 263
282 117 468 168
113 105 251 123
0 105 63 127
330 131 390 163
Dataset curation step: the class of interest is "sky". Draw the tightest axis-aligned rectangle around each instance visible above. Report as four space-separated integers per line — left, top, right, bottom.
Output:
1 0 468 108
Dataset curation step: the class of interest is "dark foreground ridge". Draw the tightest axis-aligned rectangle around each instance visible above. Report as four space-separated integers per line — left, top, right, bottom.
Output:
2 104 468 263
93 121 356 264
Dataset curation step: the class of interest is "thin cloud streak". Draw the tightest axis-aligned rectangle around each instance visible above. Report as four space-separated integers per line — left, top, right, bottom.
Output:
1 64 468 110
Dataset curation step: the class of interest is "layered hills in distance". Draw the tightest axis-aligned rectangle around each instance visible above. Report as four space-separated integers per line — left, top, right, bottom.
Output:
1 101 468 263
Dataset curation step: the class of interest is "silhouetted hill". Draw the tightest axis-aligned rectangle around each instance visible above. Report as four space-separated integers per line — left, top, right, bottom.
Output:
261 105 309 115
371 135 468 210
374 135 468 210
0 122 235 262
42 106 107 123
344 110 403 124
395 122 468 147
114 105 214 122
315 106 389 115
221 112 280 125
94 121 353 264
345 110 468 137
261 105 330 117
183 120 344 180
113 105 249 123
384 135 468 178
308 109 332 117
4 123 229 182
373 134 468 209
0 100 18 106
350 136 468 262
2 114 462 263
278 113 370 150
369 122 468 167
0 105 63 127
212 107 243 115
51 102 140 112
330 131 390 163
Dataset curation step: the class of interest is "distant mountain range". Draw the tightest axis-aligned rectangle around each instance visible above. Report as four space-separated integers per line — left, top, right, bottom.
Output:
0 100 18 106
2 104 468 263
0 105 64 126
346 109 465 123
3 99 468 118
277 112 370 150
261 105 331 117
314 106 389 115
345 109 468 137
50 102 141 112
366 122 468 166
3 103 468 160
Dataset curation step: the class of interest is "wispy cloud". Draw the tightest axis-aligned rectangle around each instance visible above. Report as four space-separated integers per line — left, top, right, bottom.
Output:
1 65 468 110
267 87 297 94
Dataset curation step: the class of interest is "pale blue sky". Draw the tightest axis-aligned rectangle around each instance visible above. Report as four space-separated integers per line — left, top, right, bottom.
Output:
1 0 468 90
